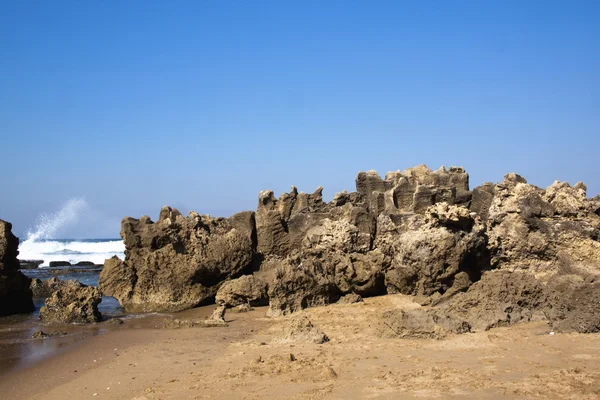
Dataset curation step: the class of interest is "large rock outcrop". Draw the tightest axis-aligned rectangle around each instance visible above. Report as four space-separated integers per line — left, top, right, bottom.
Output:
475 174 600 280
379 203 490 296
98 164 600 335
99 207 257 312
39 280 102 323
0 220 34 316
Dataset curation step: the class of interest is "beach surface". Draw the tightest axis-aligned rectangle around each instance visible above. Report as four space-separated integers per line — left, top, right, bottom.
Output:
1 294 599 400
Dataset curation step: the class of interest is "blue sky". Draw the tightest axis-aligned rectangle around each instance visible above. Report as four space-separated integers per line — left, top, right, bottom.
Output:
1 1 599 238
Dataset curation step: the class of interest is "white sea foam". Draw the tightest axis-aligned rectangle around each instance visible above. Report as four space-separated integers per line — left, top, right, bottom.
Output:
18 198 125 266
18 239 125 266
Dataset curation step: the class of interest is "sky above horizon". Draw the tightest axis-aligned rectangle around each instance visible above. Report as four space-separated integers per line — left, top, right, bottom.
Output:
1 1 599 239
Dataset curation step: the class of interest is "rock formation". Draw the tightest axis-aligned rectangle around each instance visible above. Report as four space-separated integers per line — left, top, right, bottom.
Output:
99 207 257 312
98 165 600 333
480 174 600 280
39 280 102 323
0 220 34 316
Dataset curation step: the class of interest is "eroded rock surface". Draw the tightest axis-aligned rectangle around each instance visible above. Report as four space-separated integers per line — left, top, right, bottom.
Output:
480 175 600 281
99 207 257 312
98 165 600 334
215 275 268 307
31 277 80 298
39 281 102 323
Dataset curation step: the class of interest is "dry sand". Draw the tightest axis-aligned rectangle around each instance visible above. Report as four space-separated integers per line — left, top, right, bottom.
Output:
1 294 599 399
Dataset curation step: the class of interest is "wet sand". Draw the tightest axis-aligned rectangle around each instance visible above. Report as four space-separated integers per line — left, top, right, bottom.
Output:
1 295 599 399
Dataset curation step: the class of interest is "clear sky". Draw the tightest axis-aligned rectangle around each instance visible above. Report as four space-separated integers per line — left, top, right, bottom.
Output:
1 1 599 238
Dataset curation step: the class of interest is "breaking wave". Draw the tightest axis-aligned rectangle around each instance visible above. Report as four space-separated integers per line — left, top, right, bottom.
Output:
18 198 124 266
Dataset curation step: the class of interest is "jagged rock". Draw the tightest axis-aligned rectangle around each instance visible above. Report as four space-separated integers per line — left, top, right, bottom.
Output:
382 203 489 296
215 275 268 307
92 165 600 335
482 175 600 279
543 181 588 217
31 277 80 298
99 208 257 312
357 165 471 215
39 281 102 323
256 187 330 257
0 220 34 316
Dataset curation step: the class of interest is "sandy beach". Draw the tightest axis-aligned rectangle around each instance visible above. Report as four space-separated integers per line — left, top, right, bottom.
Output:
1 294 599 400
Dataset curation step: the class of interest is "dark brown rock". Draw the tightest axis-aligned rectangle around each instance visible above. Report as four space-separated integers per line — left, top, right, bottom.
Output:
19 259 43 269
49 261 72 267
0 220 34 316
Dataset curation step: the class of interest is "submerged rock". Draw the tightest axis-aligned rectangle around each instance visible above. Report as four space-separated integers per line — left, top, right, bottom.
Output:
49 261 72 267
19 259 43 269
0 220 34 316
31 329 66 339
39 281 102 323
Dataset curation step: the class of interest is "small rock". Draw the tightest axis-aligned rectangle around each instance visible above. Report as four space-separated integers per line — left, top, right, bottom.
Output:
31 330 49 339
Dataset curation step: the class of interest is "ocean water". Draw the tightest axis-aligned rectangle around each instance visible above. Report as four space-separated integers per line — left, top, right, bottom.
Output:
0 200 133 375
18 238 125 266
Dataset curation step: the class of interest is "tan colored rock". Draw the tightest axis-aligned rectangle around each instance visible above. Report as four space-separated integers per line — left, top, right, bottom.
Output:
215 275 268 307
99 209 257 313
31 277 79 298
485 175 600 280
382 203 489 296
39 281 102 323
